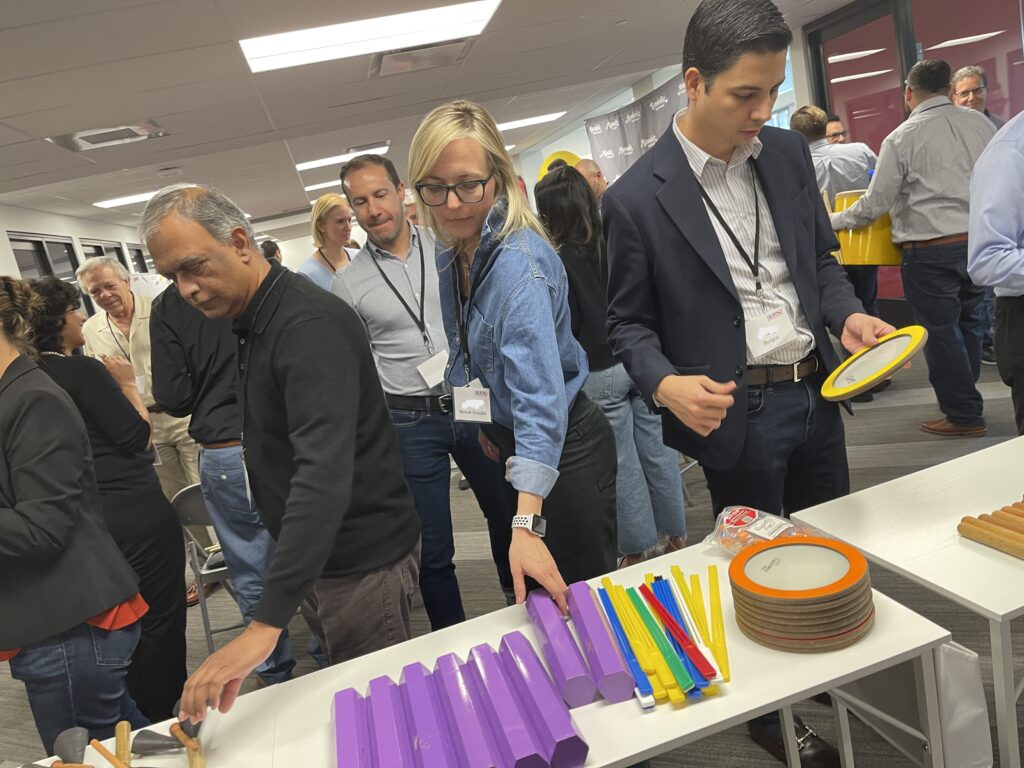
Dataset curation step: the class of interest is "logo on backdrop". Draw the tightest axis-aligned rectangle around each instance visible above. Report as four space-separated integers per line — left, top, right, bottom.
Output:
640 135 658 150
588 123 603 135
624 108 641 125
649 95 669 112
618 144 635 156
605 116 620 131
599 148 616 160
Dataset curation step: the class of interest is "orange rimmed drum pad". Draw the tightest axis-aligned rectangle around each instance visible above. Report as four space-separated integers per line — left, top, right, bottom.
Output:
729 536 869 605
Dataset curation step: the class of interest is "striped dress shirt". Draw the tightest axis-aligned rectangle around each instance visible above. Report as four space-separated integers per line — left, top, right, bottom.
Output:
672 112 815 365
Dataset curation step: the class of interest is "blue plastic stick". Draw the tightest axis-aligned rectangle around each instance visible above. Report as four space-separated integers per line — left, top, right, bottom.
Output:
596 587 654 701
653 578 708 693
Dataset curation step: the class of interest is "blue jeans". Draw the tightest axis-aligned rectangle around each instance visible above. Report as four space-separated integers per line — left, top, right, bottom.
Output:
391 408 515 630
9 621 148 755
901 243 985 426
198 445 295 683
583 364 686 554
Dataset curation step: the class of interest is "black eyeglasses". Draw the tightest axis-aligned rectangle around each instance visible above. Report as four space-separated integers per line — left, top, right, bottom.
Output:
415 173 494 207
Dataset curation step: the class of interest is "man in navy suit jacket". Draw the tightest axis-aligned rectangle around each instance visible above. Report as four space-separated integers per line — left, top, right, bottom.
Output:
604 1 893 762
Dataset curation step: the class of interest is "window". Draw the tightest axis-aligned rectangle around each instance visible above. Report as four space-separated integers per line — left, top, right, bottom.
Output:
127 244 153 274
9 239 51 280
80 239 129 270
7 233 96 313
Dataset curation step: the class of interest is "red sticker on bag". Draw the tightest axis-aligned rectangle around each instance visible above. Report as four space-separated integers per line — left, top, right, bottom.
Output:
722 507 758 527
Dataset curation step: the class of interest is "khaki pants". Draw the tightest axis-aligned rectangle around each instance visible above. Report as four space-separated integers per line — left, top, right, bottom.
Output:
151 413 207 547
300 543 420 665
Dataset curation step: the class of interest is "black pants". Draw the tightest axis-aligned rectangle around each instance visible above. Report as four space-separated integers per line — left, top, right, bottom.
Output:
996 296 1024 435
100 487 187 721
484 393 618 586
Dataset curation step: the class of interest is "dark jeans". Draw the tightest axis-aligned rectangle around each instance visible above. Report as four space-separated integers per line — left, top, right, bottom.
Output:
391 408 515 630
484 393 617 586
844 265 879 318
9 621 148 755
996 296 1024 435
900 243 985 426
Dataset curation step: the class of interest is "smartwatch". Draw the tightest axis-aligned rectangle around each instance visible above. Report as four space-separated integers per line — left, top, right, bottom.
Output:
511 514 547 538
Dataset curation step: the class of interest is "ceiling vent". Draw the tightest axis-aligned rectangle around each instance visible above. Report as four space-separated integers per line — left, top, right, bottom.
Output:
46 119 168 152
370 38 474 78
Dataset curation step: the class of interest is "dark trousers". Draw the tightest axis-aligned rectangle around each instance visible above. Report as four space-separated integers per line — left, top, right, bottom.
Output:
844 265 879 318
900 243 985 426
101 488 187 722
485 393 618 587
996 296 1024 435
391 409 515 630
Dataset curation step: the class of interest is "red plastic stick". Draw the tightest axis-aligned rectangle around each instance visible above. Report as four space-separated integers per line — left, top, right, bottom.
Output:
638 583 718 680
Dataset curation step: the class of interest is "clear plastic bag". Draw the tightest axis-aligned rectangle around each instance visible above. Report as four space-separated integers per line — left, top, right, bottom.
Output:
703 505 833 556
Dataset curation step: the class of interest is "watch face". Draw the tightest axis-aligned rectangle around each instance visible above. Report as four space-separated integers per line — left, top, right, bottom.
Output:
532 515 547 537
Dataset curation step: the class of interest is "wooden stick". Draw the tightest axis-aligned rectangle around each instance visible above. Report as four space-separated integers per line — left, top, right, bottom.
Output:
51 762 94 767
988 511 1024 535
89 739 129 768
114 721 131 766
959 516 1024 559
169 722 201 752
998 505 1024 520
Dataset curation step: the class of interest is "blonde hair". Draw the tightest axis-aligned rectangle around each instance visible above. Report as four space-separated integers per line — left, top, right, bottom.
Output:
0 276 45 358
408 99 548 250
311 193 350 249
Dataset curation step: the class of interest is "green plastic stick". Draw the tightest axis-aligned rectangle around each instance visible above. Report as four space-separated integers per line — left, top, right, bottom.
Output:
626 587 694 692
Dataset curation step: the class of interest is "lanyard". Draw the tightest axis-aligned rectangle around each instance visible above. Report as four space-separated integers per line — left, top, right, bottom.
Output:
106 314 131 361
451 249 491 384
698 158 763 298
369 234 430 351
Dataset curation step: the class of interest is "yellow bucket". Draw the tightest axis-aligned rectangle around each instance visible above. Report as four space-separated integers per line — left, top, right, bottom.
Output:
832 190 903 266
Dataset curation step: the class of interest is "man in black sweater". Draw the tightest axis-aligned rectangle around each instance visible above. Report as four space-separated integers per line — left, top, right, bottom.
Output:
141 184 420 724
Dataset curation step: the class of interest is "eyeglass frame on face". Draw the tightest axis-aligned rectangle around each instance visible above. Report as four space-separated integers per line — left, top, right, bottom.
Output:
954 85 987 100
415 173 494 207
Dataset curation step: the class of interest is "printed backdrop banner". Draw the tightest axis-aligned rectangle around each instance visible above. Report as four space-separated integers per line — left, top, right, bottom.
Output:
584 73 687 183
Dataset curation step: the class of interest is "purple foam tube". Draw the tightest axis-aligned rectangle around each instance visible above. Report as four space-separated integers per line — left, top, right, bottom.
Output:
465 643 546 768
332 688 372 768
433 653 498 768
399 662 459 768
499 631 590 768
367 675 416 768
525 589 597 708
567 581 635 704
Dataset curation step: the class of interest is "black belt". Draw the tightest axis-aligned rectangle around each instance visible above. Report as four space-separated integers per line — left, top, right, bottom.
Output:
745 355 818 386
386 393 453 414
146 404 163 413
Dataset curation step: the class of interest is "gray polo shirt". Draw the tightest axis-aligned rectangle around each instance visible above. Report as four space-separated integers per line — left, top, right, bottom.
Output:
331 224 447 397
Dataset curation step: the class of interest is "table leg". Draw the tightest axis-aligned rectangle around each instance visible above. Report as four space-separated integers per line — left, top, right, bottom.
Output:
913 648 945 768
831 693 856 768
991 618 1021 768
780 706 801 767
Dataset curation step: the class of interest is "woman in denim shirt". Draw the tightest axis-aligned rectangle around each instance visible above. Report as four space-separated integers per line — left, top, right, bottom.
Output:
409 100 617 610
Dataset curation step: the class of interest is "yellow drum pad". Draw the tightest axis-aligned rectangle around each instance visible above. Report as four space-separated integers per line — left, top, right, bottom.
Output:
821 325 928 402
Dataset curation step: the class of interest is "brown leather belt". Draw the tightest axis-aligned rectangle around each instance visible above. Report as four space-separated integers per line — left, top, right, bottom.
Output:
745 356 819 387
900 233 968 249
202 439 242 449
146 404 163 413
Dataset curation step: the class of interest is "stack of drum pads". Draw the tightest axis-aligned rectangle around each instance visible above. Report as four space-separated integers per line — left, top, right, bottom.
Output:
728 536 874 653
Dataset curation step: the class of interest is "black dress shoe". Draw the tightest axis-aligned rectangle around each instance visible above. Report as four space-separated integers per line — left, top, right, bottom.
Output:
748 715 840 767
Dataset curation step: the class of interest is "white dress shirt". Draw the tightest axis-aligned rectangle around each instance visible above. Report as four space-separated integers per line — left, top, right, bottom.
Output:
808 138 877 206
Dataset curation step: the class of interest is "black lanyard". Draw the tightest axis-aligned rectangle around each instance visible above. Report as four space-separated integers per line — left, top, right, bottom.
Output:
369 234 430 351
698 159 763 296
106 314 131 361
451 250 491 384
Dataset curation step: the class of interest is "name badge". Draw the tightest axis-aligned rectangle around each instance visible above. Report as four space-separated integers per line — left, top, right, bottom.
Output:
745 304 798 359
416 350 449 388
453 385 492 423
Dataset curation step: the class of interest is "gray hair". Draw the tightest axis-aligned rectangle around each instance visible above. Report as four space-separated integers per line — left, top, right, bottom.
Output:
139 183 256 247
75 255 130 283
951 65 987 88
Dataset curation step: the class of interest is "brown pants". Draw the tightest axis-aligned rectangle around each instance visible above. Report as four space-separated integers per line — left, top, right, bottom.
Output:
300 543 420 665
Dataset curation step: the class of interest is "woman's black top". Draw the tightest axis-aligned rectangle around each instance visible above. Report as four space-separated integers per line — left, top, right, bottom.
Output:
39 354 160 496
558 240 618 372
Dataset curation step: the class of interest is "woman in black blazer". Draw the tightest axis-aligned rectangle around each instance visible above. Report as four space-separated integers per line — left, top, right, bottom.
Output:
29 277 187 722
0 276 148 754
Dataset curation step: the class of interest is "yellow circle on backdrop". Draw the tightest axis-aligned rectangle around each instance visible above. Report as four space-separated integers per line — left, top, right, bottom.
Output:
537 150 581 181
821 325 928 402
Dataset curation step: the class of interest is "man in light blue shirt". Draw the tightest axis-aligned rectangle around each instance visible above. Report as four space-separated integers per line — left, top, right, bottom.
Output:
968 112 1024 434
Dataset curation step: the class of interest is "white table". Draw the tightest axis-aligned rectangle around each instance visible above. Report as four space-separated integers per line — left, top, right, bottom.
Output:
79 545 950 768
794 435 1024 768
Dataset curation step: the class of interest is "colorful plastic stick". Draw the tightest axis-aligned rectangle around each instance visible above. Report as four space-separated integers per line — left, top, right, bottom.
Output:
567 582 634 703
367 676 416 767
433 654 497 768
671 566 711 646
651 578 708 693
627 587 695 693
399 663 458 768
707 565 731 683
639 582 717 681
602 578 670 703
596 587 655 708
690 574 710 642
499 631 590 767
332 688 372 768
526 590 597 708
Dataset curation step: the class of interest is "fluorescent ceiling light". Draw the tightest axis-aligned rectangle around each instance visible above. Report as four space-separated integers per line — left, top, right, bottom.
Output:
93 190 158 209
926 31 1003 50
830 69 892 84
504 144 515 151
296 144 389 172
496 112 566 131
304 179 342 192
239 0 502 73
827 48 884 64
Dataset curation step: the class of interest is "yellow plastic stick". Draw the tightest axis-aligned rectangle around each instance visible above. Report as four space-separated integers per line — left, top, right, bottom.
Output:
689 574 710 643
707 565 731 683
673 568 710 646
602 578 668 702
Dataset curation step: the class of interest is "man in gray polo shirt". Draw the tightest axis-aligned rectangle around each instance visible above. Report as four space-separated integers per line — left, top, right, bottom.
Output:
331 154 515 630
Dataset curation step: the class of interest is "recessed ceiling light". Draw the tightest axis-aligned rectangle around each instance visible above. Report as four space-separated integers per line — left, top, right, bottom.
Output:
926 31 1003 50
239 0 502 73
93 191 159 209
504 144 516 151
496 112 566 132
827 48 885 64
304 179 342 192
295 143 390 172
829 69 893 84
